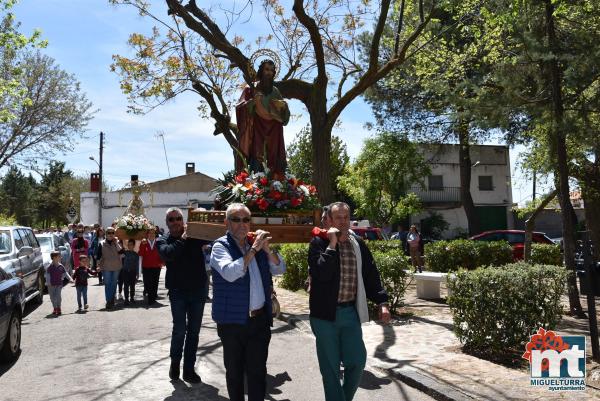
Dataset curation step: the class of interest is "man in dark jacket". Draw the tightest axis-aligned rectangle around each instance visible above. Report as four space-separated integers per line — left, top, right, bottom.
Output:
157 207 208 384
308 202 390 401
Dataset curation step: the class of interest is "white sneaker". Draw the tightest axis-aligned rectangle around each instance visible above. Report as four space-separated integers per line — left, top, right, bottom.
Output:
84 304 89 310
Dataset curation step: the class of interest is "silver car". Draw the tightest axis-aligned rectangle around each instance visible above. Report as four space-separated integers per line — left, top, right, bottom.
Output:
0 226 45 304
35 233 73 284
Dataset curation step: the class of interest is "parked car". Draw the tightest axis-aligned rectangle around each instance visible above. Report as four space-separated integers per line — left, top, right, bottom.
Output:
0 266 25 362
35 233 73 285
0 226 45 304
470 229 554 260
351 227 388 241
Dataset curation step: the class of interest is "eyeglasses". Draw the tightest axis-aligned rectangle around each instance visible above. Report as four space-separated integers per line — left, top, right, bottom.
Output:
106 232 115 235
229 216 251 223
168 216 183 222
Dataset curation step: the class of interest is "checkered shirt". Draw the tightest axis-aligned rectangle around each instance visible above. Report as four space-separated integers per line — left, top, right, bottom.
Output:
337 240 357 303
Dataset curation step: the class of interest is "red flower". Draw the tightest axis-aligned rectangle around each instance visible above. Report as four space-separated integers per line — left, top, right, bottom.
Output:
257 198 269 210
254 188 263 196
290 197 302 207
235 171 249 183
269 191 283 201
259 177 268 186
308 185 317 194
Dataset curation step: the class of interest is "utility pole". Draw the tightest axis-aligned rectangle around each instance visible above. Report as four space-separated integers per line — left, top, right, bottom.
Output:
532 171 537 201
99 131 104 226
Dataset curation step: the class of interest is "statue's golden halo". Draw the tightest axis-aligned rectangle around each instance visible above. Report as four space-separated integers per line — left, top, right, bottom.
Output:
250 49 281 80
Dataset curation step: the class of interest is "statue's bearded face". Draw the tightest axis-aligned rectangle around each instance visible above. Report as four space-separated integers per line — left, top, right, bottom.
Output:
257 61 275 93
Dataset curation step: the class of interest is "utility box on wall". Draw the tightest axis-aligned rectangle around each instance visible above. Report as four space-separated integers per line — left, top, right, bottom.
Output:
90 173 100 192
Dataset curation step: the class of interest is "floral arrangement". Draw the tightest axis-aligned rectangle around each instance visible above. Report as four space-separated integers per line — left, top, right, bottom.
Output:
114 213 154 235
215 170 320 214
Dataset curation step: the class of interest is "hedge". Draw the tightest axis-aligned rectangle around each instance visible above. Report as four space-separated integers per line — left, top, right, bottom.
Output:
279 242 410 314
529 243 562 266
369 249 411 314
366 240 405 254
447 262 566 356
278 243 310 291
425 239 513 272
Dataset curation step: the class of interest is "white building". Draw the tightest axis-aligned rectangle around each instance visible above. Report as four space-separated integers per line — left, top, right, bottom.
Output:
80 163 217 229
409 144 514 238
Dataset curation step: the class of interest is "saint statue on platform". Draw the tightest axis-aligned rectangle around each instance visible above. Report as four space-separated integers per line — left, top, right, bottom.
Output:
235 58 290 175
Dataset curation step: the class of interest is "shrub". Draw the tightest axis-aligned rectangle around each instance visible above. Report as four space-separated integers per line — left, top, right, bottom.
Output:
371 249 411 314
530 243 562 266
425 239 513 272
447 263 566 357
279 243 310 291
366 240 405 254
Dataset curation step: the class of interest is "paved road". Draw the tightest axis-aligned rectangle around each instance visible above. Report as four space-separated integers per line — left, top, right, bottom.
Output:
0 272 435 401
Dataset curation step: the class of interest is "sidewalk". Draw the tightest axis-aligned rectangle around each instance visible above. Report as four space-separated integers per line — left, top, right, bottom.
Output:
273 279 600 401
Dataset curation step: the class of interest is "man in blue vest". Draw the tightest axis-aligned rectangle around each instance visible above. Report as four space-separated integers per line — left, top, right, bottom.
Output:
210 203 286 401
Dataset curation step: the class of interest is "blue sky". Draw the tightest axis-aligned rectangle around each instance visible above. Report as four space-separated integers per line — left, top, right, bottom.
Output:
10 0 543 205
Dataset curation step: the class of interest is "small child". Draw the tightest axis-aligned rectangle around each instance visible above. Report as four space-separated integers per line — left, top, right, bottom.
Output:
121 239 140 305
46 251 72 315
73 254 96 312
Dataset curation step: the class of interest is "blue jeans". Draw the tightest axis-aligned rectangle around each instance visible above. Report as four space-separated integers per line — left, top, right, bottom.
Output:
169 288 206 370
76 286 88 308
103 270 119 302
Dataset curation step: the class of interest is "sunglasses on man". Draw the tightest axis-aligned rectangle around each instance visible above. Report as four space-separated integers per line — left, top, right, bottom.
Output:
168 216 183 222
229 216 251 223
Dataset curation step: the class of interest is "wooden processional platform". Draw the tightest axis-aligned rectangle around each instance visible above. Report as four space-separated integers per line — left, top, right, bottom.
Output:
186 209 320 243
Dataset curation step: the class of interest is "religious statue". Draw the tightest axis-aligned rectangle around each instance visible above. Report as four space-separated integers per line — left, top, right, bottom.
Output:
235 57 290 175
125 175 145 216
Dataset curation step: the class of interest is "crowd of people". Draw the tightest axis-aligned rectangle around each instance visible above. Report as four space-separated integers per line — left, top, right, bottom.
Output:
40 222 167 314
37 201 391 401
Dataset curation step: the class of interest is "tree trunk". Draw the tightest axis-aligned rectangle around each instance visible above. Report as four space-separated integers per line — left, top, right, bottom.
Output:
457 122 480 236
580 168 600 261
544 0 585 316
524 189 557 261
308 90 334 205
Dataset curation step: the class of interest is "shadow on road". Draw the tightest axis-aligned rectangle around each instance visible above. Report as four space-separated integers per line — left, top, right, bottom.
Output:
358 370 393 390
0 356 19 379
266 371 292 399
164 380 229 400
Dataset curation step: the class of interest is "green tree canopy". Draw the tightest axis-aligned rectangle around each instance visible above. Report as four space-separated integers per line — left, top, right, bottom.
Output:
338 131 429 226
0 51 94 169
287 126 349 199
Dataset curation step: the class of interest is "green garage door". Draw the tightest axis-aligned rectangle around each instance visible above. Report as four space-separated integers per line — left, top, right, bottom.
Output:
476 206 508 231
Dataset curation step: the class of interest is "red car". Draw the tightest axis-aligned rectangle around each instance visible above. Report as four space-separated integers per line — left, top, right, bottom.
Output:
469 230 554 260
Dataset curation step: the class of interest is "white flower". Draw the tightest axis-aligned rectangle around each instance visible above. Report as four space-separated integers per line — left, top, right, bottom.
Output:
232 183 247 196
299 185 310 196
272 180 283 191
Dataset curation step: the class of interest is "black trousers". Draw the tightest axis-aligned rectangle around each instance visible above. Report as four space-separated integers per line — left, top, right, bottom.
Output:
217 312 272 401
142 268 161 303
122 271 137 301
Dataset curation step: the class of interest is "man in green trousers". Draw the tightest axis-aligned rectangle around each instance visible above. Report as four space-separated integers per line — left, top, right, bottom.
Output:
307 202 391 401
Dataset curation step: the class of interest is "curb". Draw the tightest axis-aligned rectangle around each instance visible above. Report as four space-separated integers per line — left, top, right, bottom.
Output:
277 313 475 401
373 366 475 401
